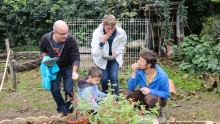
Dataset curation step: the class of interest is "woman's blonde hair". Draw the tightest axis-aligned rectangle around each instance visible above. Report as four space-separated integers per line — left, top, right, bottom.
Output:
102 14 116 27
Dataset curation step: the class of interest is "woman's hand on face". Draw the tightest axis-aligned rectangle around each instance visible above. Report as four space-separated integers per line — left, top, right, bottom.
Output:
101 30 113 42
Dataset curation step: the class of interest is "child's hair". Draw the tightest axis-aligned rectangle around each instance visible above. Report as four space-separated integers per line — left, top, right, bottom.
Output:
88 67 102 78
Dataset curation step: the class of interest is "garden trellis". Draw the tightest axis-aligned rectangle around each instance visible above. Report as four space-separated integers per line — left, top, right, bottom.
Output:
67 19 149 78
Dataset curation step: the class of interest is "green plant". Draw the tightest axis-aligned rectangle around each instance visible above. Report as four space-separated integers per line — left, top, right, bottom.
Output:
71 84 159 124
180 34 220 75
74 24 94 47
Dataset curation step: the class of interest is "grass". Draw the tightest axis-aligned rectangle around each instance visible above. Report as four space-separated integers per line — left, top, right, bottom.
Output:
1 64 207 97
1 63 219 121
74 64 206 93
195 110 213 120
2 102 18 108
162 65 204 92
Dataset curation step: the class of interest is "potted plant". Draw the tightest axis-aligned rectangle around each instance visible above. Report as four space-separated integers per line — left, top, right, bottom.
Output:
66 112 88 124
65 97 90 124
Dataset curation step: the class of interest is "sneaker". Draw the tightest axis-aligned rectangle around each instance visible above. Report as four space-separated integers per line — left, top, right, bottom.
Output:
157 111 166 122
44 57 60 66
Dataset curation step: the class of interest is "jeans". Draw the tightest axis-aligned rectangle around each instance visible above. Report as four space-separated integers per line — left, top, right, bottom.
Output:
101 60 119 95
51 68 74 113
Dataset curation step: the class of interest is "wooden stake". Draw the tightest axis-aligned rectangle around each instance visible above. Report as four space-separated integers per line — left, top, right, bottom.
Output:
5 39 17 91
0 50 10 92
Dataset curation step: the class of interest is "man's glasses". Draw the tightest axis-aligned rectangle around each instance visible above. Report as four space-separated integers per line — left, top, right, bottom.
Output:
56 31 69 36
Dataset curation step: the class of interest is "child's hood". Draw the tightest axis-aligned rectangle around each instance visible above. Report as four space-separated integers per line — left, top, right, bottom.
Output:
77 76 93 90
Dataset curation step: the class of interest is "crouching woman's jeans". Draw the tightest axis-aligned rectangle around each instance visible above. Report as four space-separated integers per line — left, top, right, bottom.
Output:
100 60 119 95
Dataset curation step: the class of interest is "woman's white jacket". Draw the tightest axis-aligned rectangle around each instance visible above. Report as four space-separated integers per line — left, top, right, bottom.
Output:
91 23 127 69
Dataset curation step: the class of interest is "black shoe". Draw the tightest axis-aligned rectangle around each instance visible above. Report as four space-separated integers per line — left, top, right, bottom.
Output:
67 110 73 114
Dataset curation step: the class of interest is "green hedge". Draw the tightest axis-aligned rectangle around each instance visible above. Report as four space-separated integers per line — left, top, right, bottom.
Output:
0 0 101 51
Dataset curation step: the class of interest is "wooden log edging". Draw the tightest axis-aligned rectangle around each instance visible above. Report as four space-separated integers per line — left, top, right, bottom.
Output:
0 115 66 124
159 121 218 124
0 116 219 124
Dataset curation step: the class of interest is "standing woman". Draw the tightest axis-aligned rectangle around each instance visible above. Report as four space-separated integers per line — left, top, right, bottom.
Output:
91 14 127 95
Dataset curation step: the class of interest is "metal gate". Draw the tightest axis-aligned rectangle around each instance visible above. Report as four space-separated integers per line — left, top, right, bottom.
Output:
67 19 148 78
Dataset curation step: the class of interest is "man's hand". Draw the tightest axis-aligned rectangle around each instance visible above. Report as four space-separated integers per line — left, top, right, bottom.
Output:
140 87 150 95
72 71 79 80
131 63 140 72
41 52 47 58
131 63 140 79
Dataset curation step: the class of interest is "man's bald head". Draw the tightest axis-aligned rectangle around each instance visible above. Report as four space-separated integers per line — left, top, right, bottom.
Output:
53 20 69 32
52 20 69 42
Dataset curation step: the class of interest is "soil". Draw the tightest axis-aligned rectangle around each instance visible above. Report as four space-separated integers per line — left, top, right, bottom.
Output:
0 68 220 123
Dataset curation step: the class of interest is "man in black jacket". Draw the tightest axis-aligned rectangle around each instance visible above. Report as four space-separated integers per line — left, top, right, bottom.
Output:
39 20 80 117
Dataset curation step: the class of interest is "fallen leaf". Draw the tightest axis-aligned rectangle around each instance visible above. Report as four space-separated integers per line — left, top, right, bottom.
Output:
172 103 181 107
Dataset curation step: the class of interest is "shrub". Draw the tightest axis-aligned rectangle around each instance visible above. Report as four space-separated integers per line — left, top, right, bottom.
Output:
179 34 220 75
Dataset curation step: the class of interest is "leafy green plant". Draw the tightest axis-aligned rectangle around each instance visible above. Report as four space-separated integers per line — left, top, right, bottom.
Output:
71 83 159 124
74 24 93 47
179 34 220 75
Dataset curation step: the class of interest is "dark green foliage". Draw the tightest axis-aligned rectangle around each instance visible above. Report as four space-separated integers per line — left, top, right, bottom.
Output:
0 0 76 51
200 16 220 42
179 34 220 75
0 0 107 51
0 0 139 51
185 0 220 35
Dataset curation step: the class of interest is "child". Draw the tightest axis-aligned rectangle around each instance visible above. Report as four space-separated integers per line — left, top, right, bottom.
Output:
77 67 106 110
